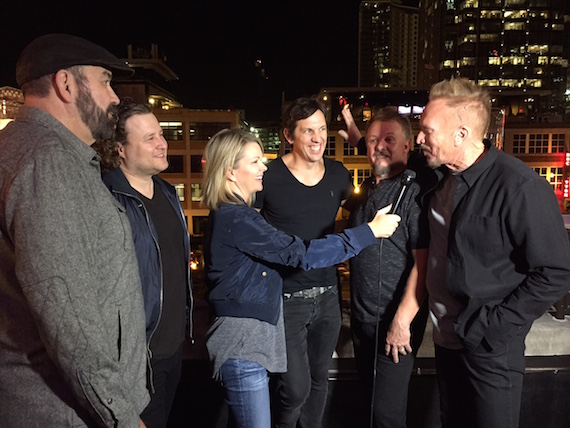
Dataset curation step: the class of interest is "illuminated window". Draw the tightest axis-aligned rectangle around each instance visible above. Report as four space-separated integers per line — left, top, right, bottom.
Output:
488 57 501 65
528 45 548 54
190 183 203 202
460 35 477 44
551 57 568 66
504 22 526 31
502 56 525 65
460 57 476 66
533 167 563 192
480 10 502 19
174 184 185 202
502 79 522 88
160 122 183 141
527 79 542 88
504 10 527 19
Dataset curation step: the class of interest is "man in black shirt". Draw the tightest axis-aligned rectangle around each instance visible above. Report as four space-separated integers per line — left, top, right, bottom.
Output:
94 103 192 428
341 107 430 428
255 98 354 428
417 78 570 428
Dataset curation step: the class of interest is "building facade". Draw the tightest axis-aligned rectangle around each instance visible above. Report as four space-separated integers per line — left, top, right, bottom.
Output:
359 0 420 88
419 0 570 122
0 86 24 130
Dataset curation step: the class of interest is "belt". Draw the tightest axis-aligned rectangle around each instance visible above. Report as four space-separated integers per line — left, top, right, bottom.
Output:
284 286 333 300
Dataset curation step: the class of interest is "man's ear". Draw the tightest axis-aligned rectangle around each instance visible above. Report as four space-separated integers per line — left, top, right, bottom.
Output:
283 128 293 144
53 69 74 103
117 143 126 160
454 126 468 146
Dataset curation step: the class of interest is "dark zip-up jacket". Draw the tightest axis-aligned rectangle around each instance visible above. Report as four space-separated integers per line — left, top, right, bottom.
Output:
205 199 377 325
102 168 193 343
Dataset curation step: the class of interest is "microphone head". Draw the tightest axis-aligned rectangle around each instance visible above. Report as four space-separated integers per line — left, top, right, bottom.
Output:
401 169 416 185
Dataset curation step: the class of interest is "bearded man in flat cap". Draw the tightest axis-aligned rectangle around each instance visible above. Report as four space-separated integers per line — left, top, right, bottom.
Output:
0 34 149 427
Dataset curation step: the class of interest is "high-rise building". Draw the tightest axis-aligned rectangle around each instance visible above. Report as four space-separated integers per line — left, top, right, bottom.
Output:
359 0 420 88
419 0 569 121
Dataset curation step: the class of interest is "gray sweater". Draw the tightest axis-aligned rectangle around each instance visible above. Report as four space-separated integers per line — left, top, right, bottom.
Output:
0 106 149 427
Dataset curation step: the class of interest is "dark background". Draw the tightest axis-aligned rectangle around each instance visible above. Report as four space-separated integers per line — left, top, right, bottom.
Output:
2 0 419 122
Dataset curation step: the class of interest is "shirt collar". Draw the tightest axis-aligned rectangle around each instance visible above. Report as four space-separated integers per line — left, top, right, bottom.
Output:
457 139 496 188
17 106 99 166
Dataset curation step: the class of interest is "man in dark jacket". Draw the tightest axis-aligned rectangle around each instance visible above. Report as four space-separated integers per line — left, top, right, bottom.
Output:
342 107 431 428
94 103 192 428
417 78 570 428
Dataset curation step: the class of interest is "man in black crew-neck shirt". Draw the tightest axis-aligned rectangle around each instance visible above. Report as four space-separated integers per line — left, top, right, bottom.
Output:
255 97 353 428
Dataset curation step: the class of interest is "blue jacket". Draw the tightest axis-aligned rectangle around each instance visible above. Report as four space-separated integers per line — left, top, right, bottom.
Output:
205 199 377 325
102 168 193 342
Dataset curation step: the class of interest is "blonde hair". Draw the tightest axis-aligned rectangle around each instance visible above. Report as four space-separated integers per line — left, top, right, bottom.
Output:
429 77 491 140
202 128 264 210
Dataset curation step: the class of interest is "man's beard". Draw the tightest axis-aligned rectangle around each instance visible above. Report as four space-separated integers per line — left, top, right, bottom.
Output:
76 82 117 141
426 157 442 169
373 164 391 177
371 151 391 178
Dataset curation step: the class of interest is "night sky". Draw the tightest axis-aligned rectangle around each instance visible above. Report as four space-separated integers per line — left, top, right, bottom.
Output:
2 0 419 122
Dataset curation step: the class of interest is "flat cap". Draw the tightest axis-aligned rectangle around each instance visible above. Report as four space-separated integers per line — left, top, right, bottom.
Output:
16 33 134 87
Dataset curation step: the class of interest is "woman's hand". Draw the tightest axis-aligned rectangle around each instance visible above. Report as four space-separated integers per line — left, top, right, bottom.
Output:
367 205 401 238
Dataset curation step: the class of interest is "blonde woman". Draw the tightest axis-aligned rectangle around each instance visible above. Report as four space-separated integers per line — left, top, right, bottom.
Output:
202 128 400 428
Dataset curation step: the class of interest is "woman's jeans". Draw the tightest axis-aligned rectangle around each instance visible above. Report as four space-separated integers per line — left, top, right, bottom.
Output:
220 359 270 428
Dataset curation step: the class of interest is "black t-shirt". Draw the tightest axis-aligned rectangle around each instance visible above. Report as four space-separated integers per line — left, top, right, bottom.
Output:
254 157 353 292
138 186 186 358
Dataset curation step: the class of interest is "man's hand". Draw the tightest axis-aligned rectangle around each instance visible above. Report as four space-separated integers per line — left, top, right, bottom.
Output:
385 319 412 364
338 104 363 147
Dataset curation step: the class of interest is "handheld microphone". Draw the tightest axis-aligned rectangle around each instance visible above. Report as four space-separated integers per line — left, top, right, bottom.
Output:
389 169 416 214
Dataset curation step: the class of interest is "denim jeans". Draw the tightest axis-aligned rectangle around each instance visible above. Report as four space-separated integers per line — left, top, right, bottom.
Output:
220 359 270 428
275 286 342 428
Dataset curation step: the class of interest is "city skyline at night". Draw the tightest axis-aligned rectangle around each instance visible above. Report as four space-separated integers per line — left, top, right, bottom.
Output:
2 0 370 122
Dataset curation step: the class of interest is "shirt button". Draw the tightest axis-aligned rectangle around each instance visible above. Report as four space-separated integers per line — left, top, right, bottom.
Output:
262 271 267 277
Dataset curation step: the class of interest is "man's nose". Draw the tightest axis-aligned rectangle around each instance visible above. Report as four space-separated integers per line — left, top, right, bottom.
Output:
416 132 425 145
